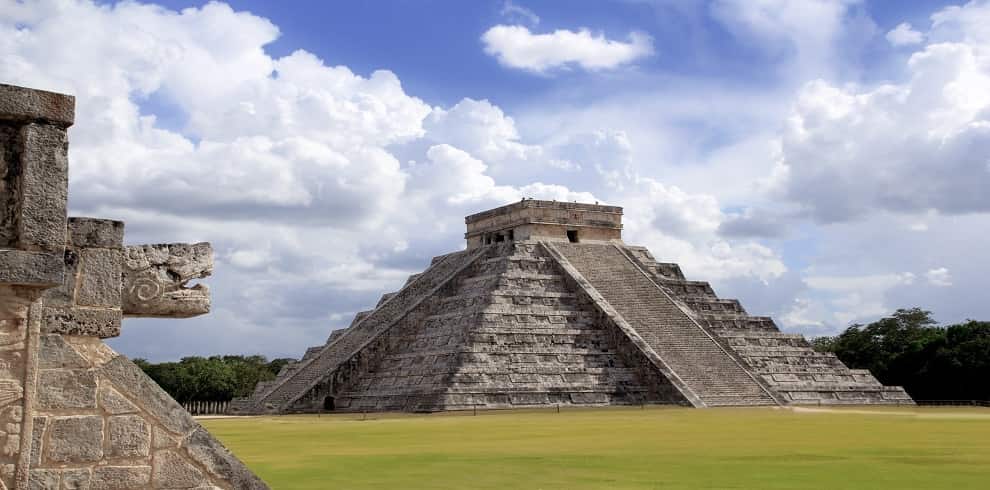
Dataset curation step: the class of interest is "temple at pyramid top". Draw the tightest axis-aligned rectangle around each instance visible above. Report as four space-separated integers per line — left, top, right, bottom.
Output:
232 200 914 415
465 199 623 248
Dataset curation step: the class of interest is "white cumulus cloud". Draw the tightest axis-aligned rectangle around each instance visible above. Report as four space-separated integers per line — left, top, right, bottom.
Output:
769 2 990 222
886 22 924 46
481 25 654 73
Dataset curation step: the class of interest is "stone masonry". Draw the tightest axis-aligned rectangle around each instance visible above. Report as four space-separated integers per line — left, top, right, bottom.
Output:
233 199 912 414
0 84 267 489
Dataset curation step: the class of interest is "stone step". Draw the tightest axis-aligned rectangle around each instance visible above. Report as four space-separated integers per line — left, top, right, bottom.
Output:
551 242 776 407
241 248 485 412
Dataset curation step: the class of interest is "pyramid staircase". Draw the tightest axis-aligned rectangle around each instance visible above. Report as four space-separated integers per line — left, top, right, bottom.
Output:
621 246 913 405
546 242 778 407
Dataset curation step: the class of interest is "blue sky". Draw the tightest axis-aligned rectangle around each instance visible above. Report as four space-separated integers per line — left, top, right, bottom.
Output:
3 0 989 361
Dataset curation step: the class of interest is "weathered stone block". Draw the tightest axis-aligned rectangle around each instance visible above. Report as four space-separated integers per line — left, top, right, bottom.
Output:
40 249 79 306
28 469 59 490
18 123 68 253
61 468 91 490
90 466 150 489
152 426 180 450
0 84 75 127
0 122 20 248
98 357 198 436
38 335 89 369
37 369 97 409
46 416 103 463
67 217 124 249
0 250 63 287
76 248 122 307
152 450 204 488
185 428 269 489
108 415 150 458
29 416 46 466
99 386 137 415
42 306 121 338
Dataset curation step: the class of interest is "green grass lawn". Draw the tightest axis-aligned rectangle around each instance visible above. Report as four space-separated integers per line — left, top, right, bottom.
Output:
201 406 990 489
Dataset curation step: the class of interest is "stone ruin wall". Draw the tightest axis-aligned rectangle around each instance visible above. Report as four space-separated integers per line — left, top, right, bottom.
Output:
0 83 267 489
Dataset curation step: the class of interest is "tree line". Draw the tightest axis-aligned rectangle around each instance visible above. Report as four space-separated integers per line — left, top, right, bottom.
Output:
813 308 990 401
133 355 293 403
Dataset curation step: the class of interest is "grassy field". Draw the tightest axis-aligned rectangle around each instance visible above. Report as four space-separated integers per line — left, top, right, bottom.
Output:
201 406 990 489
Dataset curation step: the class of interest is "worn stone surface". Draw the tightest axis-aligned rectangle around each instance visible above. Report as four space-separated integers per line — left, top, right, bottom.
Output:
98 386 137 415
37 370 97 410
41 307 120 338
0 84 75 127
38 251 77 307
152 426 179 450
64 337 117 368
27 469 58 490
46 417 103 463
75 249 121 308
98 357 198 436
107 415 150 458
152 450 204 488
38 335 88 370
60 468 91 490
185 428 269 490
29 417 45 466
17 123 68 254
0 250 63 287
89 466 150 489
66 218 123 249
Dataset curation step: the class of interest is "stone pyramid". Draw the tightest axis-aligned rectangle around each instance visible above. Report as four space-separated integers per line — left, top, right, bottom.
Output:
232 200 912 413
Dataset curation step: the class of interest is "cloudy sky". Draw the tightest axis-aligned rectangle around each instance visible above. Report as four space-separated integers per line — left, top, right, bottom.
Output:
3 0 988 361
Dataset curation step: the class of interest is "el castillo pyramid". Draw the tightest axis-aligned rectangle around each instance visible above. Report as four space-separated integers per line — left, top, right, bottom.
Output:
231 200 913 413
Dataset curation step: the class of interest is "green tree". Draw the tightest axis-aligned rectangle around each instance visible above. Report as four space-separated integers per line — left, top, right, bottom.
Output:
824 308 990 400
136 354 293 402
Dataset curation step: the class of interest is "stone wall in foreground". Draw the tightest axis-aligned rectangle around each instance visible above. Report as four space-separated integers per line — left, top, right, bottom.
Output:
0 83 268 489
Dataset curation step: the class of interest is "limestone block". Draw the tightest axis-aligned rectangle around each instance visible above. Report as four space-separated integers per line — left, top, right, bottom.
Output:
61 468 91 490
41 249 79 306
184 428 269 490
29 417 45 466
108 415 150 458
99 386 137 415
64 336 118 368
38 335 89 370
42 307 121 338
37 369 97 410
97 357 198 436
18 123 68 253
76 248 122 307
66 217 123 249
152 450 204 488
570 392 609 404
0 84 75 127
89 466 150 489
0 123 20 248
28 469 59 490
0 250 64 287
152 426 179 450
46 416 104 463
